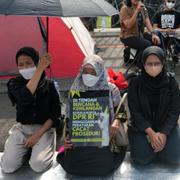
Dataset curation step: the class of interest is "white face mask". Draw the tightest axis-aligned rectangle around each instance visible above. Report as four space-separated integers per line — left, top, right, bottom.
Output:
19 67 36 80
166 2 175 9
82 74 100 87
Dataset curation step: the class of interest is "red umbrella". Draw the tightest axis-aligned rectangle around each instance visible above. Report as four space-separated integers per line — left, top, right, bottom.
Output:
0 16 95 79
0 0 118 79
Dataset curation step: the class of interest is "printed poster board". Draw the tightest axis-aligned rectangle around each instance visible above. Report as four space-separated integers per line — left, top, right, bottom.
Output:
69 90 110 147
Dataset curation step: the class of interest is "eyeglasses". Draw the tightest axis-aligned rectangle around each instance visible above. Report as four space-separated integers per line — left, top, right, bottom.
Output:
167 0 175 3
145 62 162 67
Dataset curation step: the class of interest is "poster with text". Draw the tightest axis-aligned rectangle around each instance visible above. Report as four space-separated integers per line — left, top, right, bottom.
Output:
69 90 110 147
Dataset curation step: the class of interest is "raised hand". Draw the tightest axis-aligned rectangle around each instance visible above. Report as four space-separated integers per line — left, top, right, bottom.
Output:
136 2 145 13
38 53 52 71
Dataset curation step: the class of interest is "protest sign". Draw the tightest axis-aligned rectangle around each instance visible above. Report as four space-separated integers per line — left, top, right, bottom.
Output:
69 90 110 147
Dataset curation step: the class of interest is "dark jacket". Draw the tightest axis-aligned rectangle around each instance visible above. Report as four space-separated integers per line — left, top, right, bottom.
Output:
128 76 180 135
7 76 61 127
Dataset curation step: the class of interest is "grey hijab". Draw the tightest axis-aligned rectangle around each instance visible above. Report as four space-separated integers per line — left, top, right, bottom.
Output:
68 55 120 122
70 55 109 91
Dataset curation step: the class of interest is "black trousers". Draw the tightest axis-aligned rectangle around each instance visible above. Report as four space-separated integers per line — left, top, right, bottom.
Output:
128 126 180 165
57 146 126 176
121 33 152 50
121 33 153 66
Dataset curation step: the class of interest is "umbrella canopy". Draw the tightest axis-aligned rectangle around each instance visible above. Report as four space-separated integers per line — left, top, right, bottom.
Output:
0 0 118 79
0 16 95 79
0 0 118 17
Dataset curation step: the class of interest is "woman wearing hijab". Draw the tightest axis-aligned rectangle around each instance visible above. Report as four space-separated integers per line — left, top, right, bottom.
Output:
57 55 126 176
1 47 61 173
128 46 180 165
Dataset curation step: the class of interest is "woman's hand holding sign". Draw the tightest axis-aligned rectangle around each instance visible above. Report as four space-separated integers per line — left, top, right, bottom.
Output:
110 119 120 138
64 135 73 150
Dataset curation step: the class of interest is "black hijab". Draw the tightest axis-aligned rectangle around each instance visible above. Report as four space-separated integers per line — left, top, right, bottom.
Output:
16 47 47 91
16 47 39 66
16 47 47 88
8 47 49 106
140 46 169 94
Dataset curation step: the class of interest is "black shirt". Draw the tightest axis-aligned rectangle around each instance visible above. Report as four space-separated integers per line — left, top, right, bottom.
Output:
128 75 180 135
154 9 180 29
7 76 61 127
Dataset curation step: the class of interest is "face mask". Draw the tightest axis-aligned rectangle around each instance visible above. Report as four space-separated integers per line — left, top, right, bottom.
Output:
166 2 175 9
82 74 100 87
19 67 36 80
145 66 163 77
